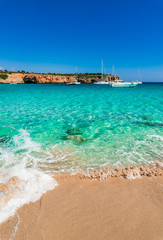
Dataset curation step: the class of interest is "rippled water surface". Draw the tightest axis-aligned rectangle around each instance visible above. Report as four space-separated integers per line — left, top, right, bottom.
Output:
0 83 163 173
0 83 163 222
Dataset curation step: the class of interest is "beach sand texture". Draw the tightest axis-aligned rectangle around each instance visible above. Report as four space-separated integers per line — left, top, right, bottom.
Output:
0 175 163 240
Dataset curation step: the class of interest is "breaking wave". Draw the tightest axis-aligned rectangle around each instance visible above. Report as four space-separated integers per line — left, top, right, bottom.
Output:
0 128 57 224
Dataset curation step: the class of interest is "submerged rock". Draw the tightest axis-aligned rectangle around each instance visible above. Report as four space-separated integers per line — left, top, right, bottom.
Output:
141 116 149 120
64 135 87 144
135 121 163 128
63 127 86 144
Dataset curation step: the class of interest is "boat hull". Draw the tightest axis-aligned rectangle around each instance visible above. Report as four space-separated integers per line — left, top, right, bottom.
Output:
66 82 81 85
93 82 109 84
109 83 138 88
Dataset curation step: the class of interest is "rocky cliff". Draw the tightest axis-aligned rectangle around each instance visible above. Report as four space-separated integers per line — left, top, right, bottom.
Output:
0 73 120 84
0 73 25 84
0 73 77 84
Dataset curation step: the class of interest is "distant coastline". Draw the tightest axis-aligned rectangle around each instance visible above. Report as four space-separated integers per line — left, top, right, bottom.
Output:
0 71 120 84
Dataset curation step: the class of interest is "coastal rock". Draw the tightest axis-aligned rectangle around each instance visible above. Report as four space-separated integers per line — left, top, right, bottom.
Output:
25 74 77 84
0 73 77 84
0 73 24 84
0 73 120 84
64 135 87 144
24 75 38 83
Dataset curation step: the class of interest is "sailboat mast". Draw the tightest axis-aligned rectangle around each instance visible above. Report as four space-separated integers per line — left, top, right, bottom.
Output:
112 65 114 76
76 66 78 81
101 60 103 80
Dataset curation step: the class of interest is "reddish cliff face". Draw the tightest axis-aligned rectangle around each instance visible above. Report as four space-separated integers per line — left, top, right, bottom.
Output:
23 74 77 84
107 75 120 81
0 73 77 84
0 73 120 84
0 73 25 84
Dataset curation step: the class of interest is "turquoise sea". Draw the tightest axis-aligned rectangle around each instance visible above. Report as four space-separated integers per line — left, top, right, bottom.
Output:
0 83 163 222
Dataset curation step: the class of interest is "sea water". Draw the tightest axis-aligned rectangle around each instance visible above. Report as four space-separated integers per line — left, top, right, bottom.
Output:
0 83 163 222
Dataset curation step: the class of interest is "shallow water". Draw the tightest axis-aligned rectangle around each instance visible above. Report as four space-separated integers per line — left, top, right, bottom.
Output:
0 83 163 222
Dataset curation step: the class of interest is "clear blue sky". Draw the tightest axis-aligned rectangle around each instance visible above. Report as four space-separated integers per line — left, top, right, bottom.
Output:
0 0 163 81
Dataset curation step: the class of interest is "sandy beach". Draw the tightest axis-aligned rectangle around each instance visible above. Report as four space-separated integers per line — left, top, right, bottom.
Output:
0 173 163 240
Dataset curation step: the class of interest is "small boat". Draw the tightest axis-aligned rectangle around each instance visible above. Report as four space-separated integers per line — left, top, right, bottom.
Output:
94 60 109 84
66 81 81 85
137 69 142 84
94 81 109 84
74 81 81 84
136 81 142 84
66 67 81 85
108 80 139 88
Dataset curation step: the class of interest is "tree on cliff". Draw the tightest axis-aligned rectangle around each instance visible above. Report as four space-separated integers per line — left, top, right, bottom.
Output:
0 74 8 80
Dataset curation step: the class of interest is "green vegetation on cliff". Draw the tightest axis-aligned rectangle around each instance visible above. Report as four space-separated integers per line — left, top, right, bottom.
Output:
0 69 113 80
0 74 8 80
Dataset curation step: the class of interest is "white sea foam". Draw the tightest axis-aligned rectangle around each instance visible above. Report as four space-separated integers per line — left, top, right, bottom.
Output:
0 127 162 224
113 134 163 166
0 129 58 224
148 134 163 141
126 170 141 179
0 167 57 224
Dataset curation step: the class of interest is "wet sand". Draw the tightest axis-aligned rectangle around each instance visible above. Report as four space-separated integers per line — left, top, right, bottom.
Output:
0 174 163 240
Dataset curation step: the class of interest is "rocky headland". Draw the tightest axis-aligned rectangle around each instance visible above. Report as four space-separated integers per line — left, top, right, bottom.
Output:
0 73 120 84
0 73 77 84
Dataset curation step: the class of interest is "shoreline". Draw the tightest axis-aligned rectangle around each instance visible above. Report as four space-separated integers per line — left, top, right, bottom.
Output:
0 165 163 240
1 162 163 193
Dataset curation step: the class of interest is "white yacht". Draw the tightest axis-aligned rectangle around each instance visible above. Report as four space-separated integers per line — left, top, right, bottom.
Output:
136 81 142 84
66 81 81 85
94 81 109 84
108 80 139 88
66 67 81 85
74 81 81 84
137 69 142 84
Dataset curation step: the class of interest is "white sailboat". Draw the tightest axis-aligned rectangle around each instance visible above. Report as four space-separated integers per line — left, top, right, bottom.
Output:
66 67 81 85
108 67 142 87
66 81 80 85
136 69 142 84
94 60 109 84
